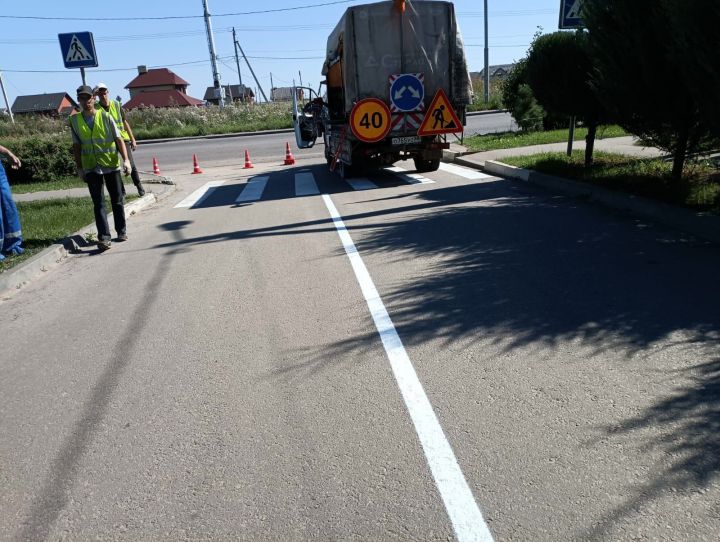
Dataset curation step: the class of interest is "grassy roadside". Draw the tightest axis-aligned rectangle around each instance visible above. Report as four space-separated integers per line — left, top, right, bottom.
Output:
501 151 720 213
464 125 627 152
11 177 141 194
0 195 138 273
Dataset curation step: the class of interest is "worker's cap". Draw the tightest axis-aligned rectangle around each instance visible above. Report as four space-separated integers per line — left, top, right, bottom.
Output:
76 85 94 97
95 82 108 91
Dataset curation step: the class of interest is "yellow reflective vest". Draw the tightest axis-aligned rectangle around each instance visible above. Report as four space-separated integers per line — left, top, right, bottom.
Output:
69 110 120 170
99 100 130 141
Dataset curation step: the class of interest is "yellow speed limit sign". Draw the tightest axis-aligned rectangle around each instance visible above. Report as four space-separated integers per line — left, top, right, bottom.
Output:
350 98 391 142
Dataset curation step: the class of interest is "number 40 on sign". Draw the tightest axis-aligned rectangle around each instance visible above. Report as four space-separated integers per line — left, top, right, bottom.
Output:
350 98 392 143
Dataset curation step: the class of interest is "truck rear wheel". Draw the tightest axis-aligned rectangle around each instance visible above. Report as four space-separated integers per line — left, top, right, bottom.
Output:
413 157 440 173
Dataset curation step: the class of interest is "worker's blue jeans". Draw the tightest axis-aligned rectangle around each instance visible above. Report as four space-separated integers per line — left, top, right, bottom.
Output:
0 162 23 261
85 170 126 242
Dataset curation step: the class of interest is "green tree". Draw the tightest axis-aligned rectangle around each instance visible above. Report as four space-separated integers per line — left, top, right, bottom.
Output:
524 31 605 166
513 84 545 132
584 0 716 182
670 0 720 141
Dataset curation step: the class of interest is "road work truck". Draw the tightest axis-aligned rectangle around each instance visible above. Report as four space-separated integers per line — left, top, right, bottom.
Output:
292 0 473 178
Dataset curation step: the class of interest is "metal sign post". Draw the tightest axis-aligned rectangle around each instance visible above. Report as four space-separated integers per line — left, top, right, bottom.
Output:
58 32 98 85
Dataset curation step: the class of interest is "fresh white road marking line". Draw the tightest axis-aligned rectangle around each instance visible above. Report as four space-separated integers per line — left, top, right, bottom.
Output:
235 176 269 203
386 165 436 184
174 181 225 208
439 162 493 180
295 172 320 196
322 194 494 542
346 177 379 191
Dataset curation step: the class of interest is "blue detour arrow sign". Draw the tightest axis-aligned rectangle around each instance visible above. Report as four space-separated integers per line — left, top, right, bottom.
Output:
389 73 424 112
58 32 98 69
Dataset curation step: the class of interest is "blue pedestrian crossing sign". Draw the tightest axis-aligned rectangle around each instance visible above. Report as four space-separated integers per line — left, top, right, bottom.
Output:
389 73 424 113
559 0 585 29
58 32 98 68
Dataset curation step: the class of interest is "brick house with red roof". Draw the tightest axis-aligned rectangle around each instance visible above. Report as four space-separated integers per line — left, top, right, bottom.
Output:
124 66 205 109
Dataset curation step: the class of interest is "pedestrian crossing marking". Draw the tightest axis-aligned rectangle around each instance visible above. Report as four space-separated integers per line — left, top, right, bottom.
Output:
385 165 436 185
172 162 494 208
235 176 268 203
439 162 493 180
346 177 379 191
294 172 320 196
65 35 93 62
174 181 225 208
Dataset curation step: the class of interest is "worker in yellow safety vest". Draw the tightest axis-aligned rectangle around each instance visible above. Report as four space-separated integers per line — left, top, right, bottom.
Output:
69 84 131 252
93 82 145 196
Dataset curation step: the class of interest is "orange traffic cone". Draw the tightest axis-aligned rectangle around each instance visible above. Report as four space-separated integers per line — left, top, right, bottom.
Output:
243 149 254 169
283 142 296 165
152 156 161 175
191 154 203 174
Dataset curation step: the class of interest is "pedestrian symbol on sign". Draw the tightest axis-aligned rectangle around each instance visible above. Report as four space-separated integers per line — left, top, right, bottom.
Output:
66 35 92 62
58 32 98 69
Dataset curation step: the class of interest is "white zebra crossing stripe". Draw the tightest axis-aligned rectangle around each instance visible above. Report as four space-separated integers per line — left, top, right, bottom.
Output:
439 162 493 180
346 177 379 191
174 181 225 208
294 171 320 196
385 166 435 185
235 176 269 203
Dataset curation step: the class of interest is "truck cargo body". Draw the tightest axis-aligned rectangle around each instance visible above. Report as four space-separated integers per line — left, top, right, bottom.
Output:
293 0 472 177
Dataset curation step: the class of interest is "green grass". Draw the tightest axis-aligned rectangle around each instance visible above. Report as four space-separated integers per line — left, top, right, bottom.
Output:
502 151 720 213
464 125 627 152
11 177 139 194
10 176 86 194
0 195 138 272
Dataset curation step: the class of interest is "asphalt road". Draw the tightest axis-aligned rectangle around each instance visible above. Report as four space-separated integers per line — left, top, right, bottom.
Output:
1 149 719 541
132 112 517 174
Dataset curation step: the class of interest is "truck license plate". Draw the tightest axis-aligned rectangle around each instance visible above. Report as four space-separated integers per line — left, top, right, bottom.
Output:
391 136 422 145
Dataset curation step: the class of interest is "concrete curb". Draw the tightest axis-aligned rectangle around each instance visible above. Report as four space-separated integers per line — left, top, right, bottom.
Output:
458 157 720 244
0 183 176 300
466 109 508 117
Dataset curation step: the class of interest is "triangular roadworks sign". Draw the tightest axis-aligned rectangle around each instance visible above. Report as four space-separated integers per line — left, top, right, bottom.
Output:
417 88 463 136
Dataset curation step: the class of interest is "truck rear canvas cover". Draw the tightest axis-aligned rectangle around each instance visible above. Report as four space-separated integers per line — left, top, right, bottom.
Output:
323 0 473 113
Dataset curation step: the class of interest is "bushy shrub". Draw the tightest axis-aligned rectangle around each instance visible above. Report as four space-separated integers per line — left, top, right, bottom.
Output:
3 135 75 184
0 114 68 138
126 102 293 138
513 84 545 132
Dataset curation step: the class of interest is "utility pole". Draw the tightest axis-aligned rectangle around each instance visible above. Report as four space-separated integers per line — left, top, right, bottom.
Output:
232 27 243 93
235 40 268 103
202 0 224 107
0 71 14 124
299 70 303 87
484 0 490 103
270 73 274 101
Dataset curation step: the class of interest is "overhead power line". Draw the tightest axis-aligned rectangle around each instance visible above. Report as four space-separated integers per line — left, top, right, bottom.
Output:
0 25 334 45
1 53 327 73
0 0 354 21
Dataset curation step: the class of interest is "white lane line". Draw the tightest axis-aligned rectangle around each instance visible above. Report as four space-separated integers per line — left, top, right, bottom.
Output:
386 165 436 184
295 171 320 196
174 181 225 208
321 193 494 542
439 162 493 180
346 177 379 191
235 176 269 203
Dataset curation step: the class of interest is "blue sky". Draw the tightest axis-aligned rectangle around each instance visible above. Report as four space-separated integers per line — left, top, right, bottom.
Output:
0 0 564 106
